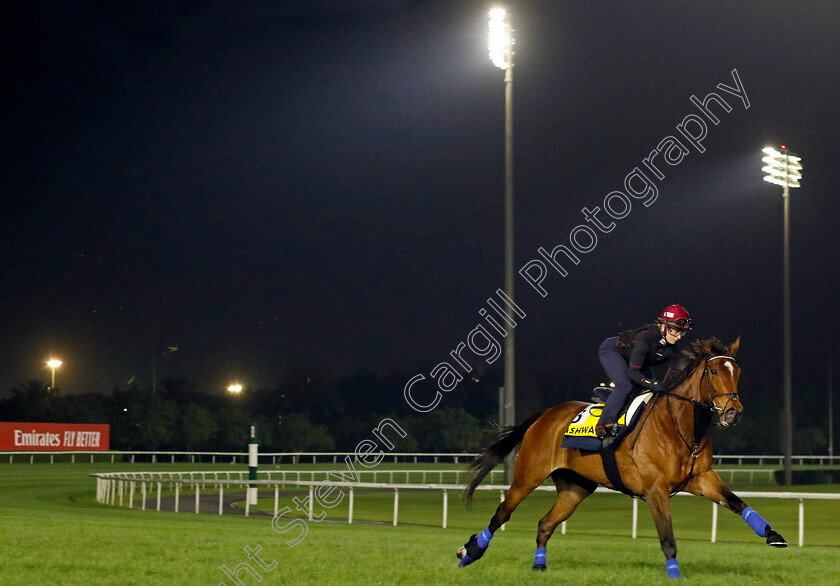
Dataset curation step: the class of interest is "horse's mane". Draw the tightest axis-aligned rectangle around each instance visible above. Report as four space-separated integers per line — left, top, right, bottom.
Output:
661 337 728 392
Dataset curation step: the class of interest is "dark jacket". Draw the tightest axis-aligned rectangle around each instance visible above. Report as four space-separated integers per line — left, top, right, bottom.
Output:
616 324 681 388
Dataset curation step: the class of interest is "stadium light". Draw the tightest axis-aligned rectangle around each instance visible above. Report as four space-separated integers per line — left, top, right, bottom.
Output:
761 144 803 487
46 359 62 389
488 8 513 70
762 146 802 188
227 383 243 394
489 7 516 486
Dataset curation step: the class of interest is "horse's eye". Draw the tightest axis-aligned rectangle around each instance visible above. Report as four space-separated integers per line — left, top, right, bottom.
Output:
711 369 718 375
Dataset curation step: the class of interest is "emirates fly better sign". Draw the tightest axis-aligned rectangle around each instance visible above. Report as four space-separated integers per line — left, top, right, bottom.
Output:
0 422 110 451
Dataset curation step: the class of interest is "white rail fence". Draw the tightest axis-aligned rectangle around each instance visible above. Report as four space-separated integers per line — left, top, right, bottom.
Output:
6 451 483 464
91 470 840 547
8 451 840 465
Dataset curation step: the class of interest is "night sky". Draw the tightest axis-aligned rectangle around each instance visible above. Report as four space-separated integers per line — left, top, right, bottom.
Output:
2 1 839 415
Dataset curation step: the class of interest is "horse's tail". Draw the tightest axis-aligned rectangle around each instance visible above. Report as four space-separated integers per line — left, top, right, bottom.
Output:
463 411 544 506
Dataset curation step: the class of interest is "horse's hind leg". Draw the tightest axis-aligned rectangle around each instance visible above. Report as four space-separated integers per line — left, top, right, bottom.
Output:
458 471 548 567
532 469 596 571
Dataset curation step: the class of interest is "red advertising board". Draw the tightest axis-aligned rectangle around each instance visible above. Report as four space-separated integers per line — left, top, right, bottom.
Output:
0 422 110 451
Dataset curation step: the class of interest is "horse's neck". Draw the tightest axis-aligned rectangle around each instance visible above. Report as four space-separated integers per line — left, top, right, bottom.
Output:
642 366 707 444
668 365 706 403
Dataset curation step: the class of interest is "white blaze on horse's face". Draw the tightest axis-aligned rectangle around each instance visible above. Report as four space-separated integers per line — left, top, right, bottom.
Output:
706 356 743 427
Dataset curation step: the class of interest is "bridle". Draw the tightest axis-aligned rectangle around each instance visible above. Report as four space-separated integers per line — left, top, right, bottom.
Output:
701 355 741 420
659 355 740 422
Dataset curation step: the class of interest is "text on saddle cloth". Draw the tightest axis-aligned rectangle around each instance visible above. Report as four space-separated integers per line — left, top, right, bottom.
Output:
565 392 653 438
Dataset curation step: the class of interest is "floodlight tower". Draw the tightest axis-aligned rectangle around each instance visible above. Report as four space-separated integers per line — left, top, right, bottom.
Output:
489 7 516 485
762 145 803 486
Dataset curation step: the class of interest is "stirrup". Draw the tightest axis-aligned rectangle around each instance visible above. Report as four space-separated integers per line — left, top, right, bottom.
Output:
595 422 613 438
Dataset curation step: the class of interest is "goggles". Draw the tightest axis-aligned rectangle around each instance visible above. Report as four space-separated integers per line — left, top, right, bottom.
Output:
672 318 692 329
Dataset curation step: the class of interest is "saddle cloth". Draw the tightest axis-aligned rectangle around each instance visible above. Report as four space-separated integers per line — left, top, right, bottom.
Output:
560 391 653 451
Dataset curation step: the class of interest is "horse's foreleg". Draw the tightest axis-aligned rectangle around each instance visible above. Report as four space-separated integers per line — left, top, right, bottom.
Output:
686 470 788 547
647 483 681 579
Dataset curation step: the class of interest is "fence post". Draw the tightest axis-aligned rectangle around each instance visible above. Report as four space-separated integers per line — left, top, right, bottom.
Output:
348 487 354 524
393 488 399 527
274 486 279 517
195 484 200 514
798 499 804 547
219 485 224 516
142 482 147 511
157 482 162 511
711 502 718 542
499 490 505 531
632 497 638 539
308 486 314 521
248 424 259 505
175 483 179 513
442 490 448 529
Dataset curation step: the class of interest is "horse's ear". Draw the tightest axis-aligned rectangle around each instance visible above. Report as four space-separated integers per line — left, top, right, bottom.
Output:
726 336 741 356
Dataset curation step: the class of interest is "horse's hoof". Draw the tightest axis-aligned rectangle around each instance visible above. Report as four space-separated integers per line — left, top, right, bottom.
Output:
457 534 487 562
532 564 547 571
766 530 788 548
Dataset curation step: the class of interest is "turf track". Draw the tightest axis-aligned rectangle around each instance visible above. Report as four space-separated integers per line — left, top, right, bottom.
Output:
1 462 839 585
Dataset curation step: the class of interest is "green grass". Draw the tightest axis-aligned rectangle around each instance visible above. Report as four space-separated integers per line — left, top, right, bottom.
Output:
1 462 839 585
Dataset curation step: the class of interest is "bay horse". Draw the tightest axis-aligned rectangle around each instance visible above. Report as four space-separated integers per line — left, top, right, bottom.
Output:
457 337 787 579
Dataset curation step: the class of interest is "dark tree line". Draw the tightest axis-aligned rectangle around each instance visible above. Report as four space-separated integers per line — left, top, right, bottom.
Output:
0 369 503 452
0 367 830 454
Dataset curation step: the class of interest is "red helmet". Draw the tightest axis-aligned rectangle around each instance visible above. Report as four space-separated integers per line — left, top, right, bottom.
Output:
656 304 692 330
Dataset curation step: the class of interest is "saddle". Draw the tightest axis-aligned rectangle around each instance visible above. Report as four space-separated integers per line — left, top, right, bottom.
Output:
561 387 653 497
560 388 652 452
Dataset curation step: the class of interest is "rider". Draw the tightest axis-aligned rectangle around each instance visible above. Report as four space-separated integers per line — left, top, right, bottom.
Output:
595 304 692 438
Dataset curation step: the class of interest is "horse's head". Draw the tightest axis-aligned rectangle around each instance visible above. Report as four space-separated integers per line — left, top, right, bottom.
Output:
698 337 743 427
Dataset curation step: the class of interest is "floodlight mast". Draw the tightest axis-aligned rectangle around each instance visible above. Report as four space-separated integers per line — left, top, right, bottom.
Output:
762 145 803 487
489 8 516 485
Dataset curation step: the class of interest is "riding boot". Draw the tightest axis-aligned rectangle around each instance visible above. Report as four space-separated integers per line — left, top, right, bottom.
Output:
595 422 614 438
